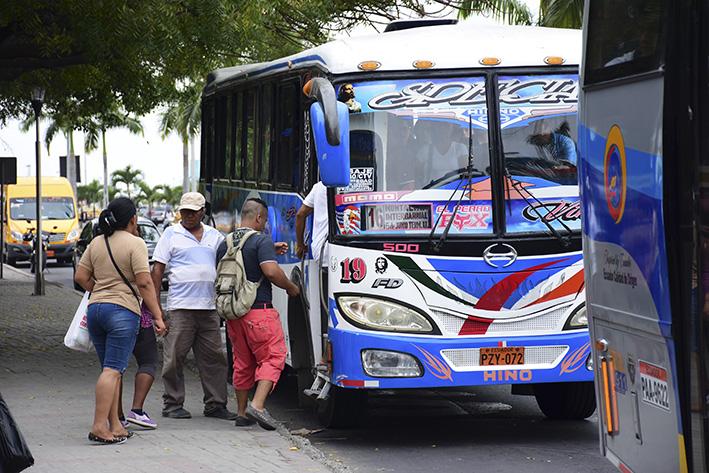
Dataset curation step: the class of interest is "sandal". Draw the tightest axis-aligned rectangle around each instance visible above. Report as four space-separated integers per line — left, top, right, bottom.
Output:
88 432 127 445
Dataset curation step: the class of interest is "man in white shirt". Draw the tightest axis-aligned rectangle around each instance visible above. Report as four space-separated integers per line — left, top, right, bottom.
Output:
151 192 236 421
295 181 328 264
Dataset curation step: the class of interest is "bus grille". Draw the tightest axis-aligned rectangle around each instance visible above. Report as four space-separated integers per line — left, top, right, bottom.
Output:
431 304 571 336
440 345 568 371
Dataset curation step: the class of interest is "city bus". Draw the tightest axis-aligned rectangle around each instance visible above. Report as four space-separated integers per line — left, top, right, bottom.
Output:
201 19 593 427
580 0 708 471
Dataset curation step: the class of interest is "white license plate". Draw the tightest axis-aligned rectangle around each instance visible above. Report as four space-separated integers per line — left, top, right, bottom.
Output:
639 360 670 411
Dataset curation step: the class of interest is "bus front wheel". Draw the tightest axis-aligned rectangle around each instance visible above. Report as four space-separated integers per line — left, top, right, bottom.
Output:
533 381 596 420
317 386 367 428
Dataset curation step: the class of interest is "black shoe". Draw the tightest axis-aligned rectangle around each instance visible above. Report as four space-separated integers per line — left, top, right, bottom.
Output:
234 415 256 427
162 407 192 419
245 404 278 431
204 405 237 420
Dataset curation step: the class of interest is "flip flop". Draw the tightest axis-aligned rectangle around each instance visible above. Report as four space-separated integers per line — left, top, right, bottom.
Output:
88 432 127 445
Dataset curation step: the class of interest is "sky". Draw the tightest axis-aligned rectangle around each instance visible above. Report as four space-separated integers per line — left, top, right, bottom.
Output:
0 1 540 190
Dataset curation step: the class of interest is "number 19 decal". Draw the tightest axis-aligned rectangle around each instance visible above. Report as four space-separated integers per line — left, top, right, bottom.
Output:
340 257 367 283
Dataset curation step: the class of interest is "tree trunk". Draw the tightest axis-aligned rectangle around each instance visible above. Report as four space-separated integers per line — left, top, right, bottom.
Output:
189 136 196 191
67 130 77 198
102 129 109 208
182 136 189 193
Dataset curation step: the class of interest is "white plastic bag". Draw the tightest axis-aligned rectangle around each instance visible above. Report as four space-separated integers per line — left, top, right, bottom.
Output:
63 292 93 352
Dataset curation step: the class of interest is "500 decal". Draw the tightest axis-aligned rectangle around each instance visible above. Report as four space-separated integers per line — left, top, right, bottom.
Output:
522 201 581 223
340 257 367 284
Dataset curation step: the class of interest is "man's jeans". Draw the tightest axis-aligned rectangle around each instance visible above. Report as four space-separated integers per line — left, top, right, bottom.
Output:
161 309 228 413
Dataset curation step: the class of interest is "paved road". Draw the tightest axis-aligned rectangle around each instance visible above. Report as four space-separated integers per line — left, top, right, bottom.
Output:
14 262 616 473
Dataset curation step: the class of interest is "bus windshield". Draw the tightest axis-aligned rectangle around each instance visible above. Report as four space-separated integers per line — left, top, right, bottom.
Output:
333 74 580 238
10 197 76 220
335 76 492 237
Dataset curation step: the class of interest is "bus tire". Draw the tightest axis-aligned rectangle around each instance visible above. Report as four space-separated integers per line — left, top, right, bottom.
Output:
533 381 596 420
317 386 366 428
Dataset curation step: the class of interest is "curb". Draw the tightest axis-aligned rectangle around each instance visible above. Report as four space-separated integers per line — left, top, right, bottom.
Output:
1 263 64 288
277 423 350 473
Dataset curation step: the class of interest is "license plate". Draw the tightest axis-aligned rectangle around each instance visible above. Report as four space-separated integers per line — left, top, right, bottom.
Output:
480 346 525 366
639 360 670 411
46 250 55 257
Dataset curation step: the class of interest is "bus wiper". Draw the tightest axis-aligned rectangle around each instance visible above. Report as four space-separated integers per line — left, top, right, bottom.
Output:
429 116 477 253
504 167 572 248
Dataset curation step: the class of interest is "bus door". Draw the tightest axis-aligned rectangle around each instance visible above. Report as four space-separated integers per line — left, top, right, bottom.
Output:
581 0 708 471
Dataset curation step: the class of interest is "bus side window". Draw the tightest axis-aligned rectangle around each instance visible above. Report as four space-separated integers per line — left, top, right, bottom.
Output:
201 98 215 182
213 95 228 179
231 91 243 181
275 81 301 189
244 89 257 181
259 83 274 183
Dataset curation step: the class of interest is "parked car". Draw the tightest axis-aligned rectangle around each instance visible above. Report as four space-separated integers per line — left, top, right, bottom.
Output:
148 205 170 225
72 216 161 290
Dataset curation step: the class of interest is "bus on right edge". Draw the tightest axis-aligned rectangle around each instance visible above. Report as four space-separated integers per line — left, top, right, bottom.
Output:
580 1 708 472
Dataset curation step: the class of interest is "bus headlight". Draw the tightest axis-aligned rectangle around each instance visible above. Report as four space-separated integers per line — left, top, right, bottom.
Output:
11 230 24 243
67 227 80 242
361 350 422 377
337 296 434 333
564 304 588 329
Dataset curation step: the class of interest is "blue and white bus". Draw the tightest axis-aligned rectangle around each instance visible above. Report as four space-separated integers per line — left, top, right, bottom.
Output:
580 1 708 472
201 19 593 427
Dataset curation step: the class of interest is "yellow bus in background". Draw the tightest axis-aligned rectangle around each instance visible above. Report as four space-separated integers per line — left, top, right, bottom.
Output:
3 176 80 266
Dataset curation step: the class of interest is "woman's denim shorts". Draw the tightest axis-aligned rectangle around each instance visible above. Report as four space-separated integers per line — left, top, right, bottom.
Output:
86 303 140 373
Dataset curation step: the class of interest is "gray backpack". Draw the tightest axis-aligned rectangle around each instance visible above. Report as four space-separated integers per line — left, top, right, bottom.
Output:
215 230 261 320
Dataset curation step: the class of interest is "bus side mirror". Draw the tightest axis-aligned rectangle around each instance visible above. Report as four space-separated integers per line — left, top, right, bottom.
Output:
304 78 350 188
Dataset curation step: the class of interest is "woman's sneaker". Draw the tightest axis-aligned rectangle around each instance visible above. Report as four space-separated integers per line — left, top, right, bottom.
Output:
127 410 158 429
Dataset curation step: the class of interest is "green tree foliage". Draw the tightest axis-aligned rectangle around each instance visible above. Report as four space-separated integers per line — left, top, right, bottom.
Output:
0 0 427 123
156 185 183 208
111 165 144 199
77 179 102 205
136 181 163 214
455 0 583 28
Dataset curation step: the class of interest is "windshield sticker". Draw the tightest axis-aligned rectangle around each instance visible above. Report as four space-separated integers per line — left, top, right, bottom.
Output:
351 78 490 129
498 74 578 129
361 204 432 231
336 206 361 235
435 204 491 230
522 201 581 224
340 167 375 192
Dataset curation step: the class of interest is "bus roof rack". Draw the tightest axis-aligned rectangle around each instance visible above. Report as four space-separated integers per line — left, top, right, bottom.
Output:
383 19 458 33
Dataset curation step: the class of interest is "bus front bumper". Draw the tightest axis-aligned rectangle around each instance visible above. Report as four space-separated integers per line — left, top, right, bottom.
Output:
328 328 593 389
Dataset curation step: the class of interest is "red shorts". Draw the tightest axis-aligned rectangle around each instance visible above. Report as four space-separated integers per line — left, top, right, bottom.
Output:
226 308 287 391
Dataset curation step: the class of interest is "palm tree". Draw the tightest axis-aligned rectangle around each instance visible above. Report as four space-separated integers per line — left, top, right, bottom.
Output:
456 0 583 29
20 110 81 197
159 82 202 193
77 179 103 205
156 184 183 208
136 181 163 216
111 165 144 199
85 107 143 207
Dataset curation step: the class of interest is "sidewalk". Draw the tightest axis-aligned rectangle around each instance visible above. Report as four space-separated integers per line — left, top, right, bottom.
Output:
0 266 329 473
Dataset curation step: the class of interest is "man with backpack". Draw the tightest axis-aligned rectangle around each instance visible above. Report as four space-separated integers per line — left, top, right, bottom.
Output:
215 197 299 430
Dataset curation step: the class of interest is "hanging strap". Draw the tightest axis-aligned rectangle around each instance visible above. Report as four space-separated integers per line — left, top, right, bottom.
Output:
104 235 141 306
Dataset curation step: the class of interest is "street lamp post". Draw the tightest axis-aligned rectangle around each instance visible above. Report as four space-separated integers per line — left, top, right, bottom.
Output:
31 87 45 296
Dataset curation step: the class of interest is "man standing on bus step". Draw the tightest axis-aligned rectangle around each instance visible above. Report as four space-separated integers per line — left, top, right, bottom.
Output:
151 192 237 421
216 198 300 430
